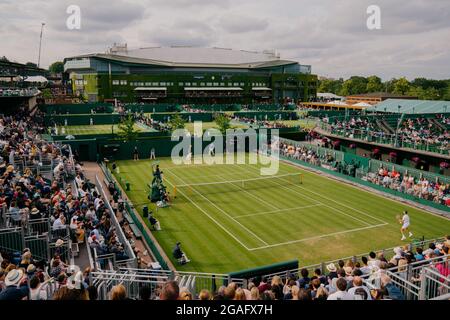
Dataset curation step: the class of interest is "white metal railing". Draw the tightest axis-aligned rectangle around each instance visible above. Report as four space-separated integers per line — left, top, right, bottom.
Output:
91 267 236 299
94 174 137 269
419 265 450 300
262 237 445 281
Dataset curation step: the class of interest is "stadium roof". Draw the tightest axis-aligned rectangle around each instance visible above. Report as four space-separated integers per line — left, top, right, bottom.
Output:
346 92 417 99
65 47 300 69
317 92 343 100
368 99 450 114
352 102 372 108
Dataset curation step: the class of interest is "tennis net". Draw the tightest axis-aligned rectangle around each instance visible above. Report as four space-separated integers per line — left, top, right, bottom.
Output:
174 172 303 197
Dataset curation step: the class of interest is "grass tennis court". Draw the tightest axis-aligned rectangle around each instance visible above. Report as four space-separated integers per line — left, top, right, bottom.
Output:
113 155 450 273
56 123 156 135
184 121 249 133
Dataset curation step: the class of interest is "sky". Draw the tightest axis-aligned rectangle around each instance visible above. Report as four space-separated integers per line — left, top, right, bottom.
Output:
1 0 449 80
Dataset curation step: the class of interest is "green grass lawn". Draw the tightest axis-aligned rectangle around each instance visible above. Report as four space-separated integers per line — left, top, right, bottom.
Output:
183 121 249 133
56 123 155 135
113 155 450 274
273 119 316 129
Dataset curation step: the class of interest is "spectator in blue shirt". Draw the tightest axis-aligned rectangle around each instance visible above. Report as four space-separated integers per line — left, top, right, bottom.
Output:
0 269 29 300
415 247 425 261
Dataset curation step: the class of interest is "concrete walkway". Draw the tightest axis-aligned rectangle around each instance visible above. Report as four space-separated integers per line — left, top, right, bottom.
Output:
82 161 155 268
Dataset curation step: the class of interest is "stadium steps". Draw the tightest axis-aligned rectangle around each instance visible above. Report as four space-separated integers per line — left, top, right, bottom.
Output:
73 241 92 271
430 118 446 131
381 120 395 134
375 119 392 134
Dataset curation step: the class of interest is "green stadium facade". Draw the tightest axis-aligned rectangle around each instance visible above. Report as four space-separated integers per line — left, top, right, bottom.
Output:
64 46 317 104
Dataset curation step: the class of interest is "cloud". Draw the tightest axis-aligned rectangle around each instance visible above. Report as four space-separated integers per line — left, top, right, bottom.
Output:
1 0 449 80
218 14 269 33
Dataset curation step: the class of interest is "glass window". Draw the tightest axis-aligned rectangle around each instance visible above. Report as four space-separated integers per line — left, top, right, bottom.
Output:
112 80 120 85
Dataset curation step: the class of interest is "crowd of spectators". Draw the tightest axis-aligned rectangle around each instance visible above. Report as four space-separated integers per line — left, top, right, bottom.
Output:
232 116 296 129
364 166 450 207
0 87 40 97
276 141 336 168
1 236 448 300
397 116 449 151
0 107 134 300
322 114 449 153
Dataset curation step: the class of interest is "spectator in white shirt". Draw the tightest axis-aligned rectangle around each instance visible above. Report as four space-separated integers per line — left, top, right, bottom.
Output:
52 214 66 230
348 276 371 300
327 278 354 300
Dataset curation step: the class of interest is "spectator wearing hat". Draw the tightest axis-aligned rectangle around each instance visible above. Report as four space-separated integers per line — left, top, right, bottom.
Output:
0 269 29 300
26 264 36 278
29 207 42 221
326 263 338 280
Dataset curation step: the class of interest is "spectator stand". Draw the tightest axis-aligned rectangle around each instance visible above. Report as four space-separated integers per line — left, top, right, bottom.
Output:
89 267 236 300
256 238 449 300
360 159 450 186
0 217 72 265
93 174 137 270
275 137 450 212
99 161 172 271
362 256 450 300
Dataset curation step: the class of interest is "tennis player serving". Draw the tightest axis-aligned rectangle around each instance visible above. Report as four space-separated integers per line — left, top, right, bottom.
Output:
398 210 413 241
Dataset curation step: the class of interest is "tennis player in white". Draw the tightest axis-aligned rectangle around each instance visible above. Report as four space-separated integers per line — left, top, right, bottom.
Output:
399 211 413 240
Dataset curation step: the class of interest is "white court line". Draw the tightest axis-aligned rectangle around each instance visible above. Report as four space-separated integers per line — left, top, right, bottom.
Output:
166 168 270 246
213 172 280 211
234 204 323 219
266 154 390 225
248 223 388 251
234 164 374 227
238 161 388 225
163 172 252 251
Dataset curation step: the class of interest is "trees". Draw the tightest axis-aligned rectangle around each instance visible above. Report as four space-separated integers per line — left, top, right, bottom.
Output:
26 62 38 68
339 76 368 96
168 114 186 130
49 61 64 74
392 77 411 95
41 88 52 99
318 78 344 94
366 75 384 93
214 114 231 135
117 114 140 142
320 75 450 100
